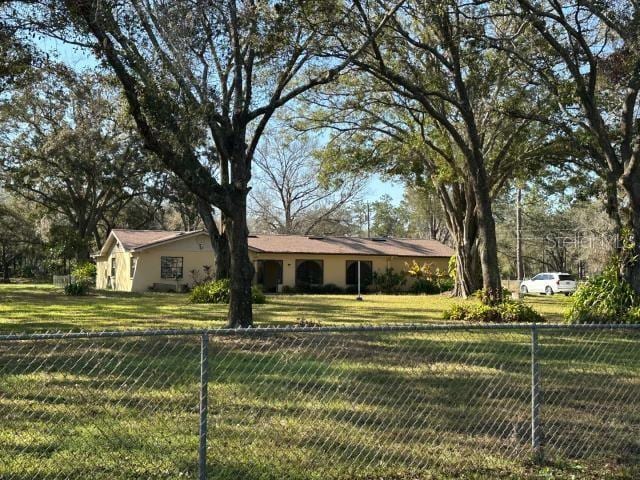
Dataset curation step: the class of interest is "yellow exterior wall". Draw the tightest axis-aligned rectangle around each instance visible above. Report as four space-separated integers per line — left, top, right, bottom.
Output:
96 233 216 293
96 232 450 293
250 252 449 289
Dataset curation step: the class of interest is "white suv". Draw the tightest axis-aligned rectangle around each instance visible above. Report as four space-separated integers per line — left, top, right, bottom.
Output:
520 272 577 296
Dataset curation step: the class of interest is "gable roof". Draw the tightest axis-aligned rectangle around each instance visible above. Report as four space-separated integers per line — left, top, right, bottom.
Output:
94 229 208 257
248 235 453 257
94 229 453 258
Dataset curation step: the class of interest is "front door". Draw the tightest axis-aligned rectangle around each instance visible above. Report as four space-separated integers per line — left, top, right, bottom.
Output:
257 260 283 293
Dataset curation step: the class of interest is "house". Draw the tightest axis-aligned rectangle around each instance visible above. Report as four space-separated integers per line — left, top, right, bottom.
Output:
93 229 454 293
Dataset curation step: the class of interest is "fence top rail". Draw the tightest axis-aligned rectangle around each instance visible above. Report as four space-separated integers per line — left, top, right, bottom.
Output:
0 322 639 341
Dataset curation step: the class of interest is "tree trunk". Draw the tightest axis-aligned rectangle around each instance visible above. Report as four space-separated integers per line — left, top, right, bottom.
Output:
621 173 640 293
434 182 481 297
474 175 503 304
453 240 481 297
226 191 254 328
604 171 623 254
75 242 90 264
1 244 10 283
197 199 231 279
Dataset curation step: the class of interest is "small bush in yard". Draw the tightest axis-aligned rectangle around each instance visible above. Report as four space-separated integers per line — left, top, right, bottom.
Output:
71 262 97 284
566 263 639 323
65 262 96 296
64 282 88 296
443 300 543 323
371 268 406 293
189 279 266 304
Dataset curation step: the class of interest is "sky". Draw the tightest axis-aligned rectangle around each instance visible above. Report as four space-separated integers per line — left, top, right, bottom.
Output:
37 37 405 205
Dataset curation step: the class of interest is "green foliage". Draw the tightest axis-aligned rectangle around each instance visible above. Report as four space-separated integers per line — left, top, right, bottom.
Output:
566 264 639 323
448 255 457 281
189 279 266 305
71 262 96 286
405 260 453 294
371 268 406 294
443 300 544 323
252 286 267 305
64 282 88 296
189 279 231 304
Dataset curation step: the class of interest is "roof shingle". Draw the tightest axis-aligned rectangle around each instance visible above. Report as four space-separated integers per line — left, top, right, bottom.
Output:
248 235 453 257
105 230 453 258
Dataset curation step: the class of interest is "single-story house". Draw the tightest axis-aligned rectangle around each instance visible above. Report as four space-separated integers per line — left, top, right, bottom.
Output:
93 229 454 293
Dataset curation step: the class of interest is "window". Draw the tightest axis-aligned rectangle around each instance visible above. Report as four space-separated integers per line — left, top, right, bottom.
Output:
111 258 116 277
531 274 542 281
346 260 373 286
295 260 323 286
558 274 575 281
130 257 137 279
161 256 183 279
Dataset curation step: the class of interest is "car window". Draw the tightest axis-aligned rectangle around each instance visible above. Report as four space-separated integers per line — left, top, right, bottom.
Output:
558 274 575 281
531 274 542 281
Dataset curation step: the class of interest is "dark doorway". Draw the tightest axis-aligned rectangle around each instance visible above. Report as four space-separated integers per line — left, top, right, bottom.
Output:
295 259 324 287
256 260 283 293
346 260 373 287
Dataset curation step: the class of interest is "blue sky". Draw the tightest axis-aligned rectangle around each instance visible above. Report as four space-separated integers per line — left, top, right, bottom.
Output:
39 38 405 205
366 176 404 204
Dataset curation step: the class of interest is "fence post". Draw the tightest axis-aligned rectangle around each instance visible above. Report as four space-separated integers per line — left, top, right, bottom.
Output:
530 324 542 460
199 333 209 480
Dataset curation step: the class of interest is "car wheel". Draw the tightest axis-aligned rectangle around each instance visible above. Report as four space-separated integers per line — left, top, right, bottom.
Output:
520 285 528 295
564 292 570 296
545 286 554 295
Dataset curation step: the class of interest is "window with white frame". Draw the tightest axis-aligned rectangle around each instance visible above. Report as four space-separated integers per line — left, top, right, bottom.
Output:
161 256 183 279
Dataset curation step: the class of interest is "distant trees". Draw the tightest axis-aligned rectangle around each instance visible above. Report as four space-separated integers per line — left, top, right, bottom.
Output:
0 67 160 261
495 187 616 279
0 193 40 281
510 0 640 291
251 132 364 235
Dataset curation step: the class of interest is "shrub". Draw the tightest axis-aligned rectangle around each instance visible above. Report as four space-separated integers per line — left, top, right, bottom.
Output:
405 260 454 294
71 262 96 287
189 279 267 304
410 278 440 294
189 279 230 304
252 286 267 304
321 283 344 294
64 282 88 296
371 268 406 294
443 300 543 323
566 264 638 323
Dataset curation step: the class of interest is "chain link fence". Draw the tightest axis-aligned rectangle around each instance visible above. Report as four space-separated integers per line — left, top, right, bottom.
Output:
0 324 638 479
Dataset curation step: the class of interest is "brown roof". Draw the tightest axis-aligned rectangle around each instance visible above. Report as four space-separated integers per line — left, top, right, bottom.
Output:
111 229 195 251
248 235 453 257
99 230 453 258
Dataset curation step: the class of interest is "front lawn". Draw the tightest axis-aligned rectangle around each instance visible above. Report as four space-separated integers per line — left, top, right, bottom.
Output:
4 284 632 480
0 283 571 333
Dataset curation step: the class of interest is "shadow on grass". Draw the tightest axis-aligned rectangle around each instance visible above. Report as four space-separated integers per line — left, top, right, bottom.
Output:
0 328 638 479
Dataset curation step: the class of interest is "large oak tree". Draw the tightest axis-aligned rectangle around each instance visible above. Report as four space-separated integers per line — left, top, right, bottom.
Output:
17 0 401 326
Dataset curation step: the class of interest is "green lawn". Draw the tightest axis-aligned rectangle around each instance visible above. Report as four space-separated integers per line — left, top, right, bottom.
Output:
0 283 572 333
0 284 637 479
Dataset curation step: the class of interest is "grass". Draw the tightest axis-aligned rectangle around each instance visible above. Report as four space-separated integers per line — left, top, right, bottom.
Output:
0 284 637 479
0 283 571 333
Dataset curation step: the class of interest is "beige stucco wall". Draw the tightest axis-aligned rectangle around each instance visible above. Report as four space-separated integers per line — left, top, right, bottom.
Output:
96 233 216 293
250 252 449 289
95 232 450 293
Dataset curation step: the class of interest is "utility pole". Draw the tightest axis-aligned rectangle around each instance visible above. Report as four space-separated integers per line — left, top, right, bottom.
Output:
516 187 524 297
